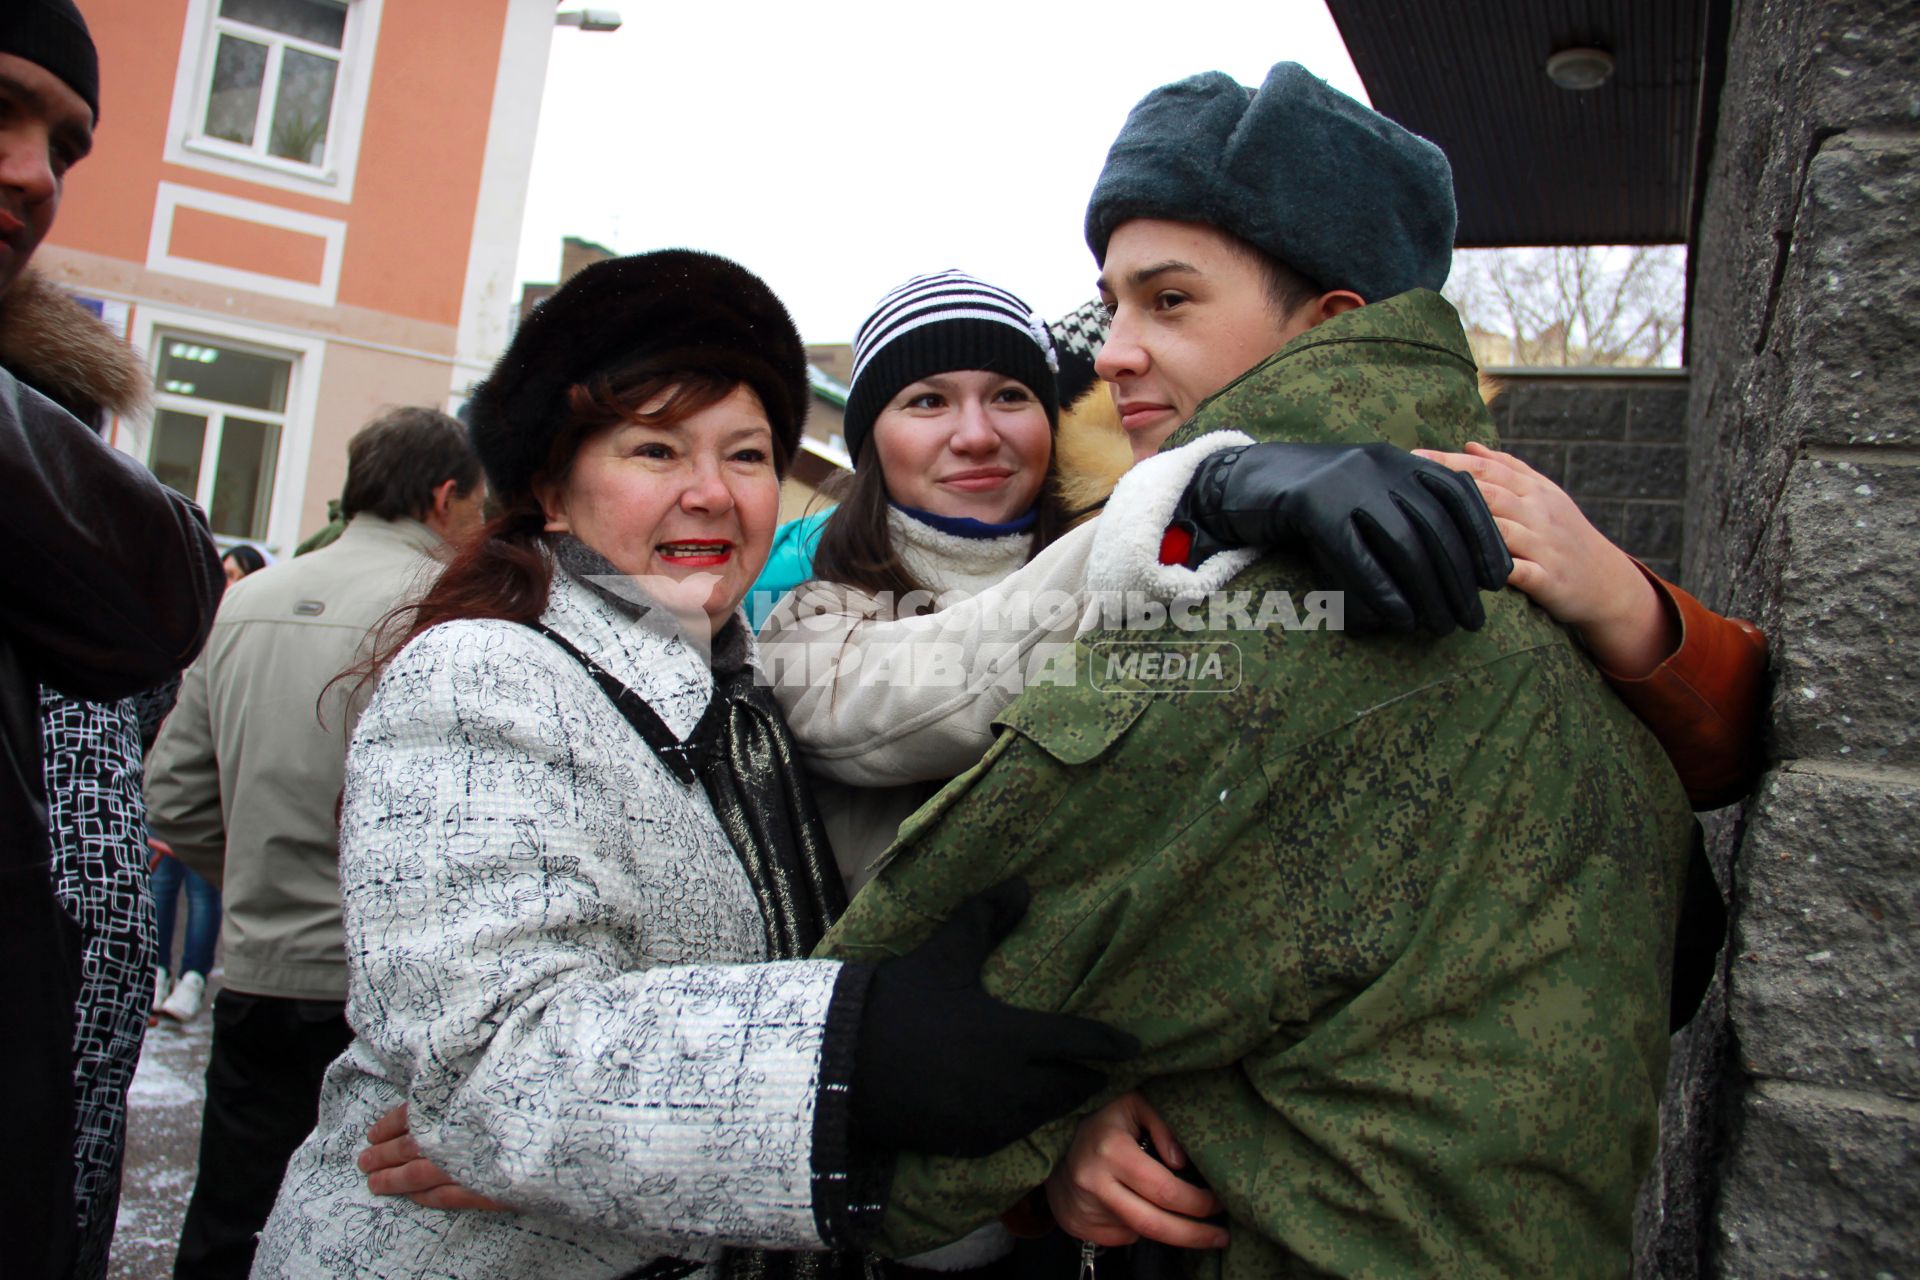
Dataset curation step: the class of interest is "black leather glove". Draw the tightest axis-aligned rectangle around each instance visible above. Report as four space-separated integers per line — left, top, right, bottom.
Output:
1170 441 1513 635
848 880 1139 1159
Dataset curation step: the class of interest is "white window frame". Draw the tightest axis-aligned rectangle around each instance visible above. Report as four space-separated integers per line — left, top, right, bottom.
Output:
164 0 384 203
120 307 326 556
146 181 347 306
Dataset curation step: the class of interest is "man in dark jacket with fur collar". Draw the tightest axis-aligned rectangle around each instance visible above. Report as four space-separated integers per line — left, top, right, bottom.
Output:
0 3 223 1274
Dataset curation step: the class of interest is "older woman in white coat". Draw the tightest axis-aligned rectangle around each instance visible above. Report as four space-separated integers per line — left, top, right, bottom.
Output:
252 251 1134 1280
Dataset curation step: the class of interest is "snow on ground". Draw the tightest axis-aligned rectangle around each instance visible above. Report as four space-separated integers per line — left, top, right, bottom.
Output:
110 971 216 1279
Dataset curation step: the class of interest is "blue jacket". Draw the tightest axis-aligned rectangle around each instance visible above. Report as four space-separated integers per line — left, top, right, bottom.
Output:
746 508 834 630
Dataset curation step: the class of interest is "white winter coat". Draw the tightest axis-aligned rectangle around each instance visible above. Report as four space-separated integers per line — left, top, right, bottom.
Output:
254 563 853 1279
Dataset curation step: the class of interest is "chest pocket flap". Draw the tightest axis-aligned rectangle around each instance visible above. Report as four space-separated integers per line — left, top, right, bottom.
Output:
865 684 1155 889
994 684 1154 765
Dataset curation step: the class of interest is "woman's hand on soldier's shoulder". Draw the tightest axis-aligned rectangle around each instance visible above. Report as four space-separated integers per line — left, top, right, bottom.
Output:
1413 442 1677 676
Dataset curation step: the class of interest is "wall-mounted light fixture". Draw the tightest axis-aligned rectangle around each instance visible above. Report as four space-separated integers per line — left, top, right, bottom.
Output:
1545 47 1615 91
556 9 622 32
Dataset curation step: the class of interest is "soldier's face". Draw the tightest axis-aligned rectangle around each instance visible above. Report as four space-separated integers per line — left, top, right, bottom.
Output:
1095 219 1314 462
0 53 93 298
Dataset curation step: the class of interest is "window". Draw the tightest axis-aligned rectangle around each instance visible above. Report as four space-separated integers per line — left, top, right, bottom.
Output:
149 334 293 543
168 0 381 196
198 0 345 168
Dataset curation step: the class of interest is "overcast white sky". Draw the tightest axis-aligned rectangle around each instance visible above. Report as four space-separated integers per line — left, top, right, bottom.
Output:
513 1 1365 345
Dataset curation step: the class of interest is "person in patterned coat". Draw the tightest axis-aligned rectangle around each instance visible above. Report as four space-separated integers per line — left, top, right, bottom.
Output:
816 64 1696 1278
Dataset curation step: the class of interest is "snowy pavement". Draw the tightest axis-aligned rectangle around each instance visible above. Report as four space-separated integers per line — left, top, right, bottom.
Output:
111 971 217 1280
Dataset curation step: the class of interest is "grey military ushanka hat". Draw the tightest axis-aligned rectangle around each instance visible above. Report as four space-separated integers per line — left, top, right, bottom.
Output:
1085 61 1456 302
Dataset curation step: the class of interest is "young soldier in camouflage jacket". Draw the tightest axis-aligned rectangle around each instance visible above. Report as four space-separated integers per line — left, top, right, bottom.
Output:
819 63 1695 1279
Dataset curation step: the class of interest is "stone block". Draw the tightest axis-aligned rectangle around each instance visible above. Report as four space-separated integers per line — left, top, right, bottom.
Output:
1780 133 1920 448
1797 2 1920 133
1714 1079 1920 1278
1501 382 1629 441
1623 502 1685 565
1501 439 1566 487
1687 0 1812 364
1772 457 1920 766
1567 443 1688 501
1686 0 1918 388
1628 384 1689 443
1634 980 1733 1279
1730 767 1920 1098
1681 120 1800 604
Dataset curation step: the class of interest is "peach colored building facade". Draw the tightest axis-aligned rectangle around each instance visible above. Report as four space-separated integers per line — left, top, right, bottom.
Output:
37 0 557 552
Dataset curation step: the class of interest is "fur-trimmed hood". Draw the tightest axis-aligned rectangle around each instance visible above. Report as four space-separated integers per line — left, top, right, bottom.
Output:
0 269 149 422
1052 384 1132 523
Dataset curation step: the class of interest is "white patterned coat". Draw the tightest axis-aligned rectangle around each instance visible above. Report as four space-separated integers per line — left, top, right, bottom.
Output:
254 567 851 1279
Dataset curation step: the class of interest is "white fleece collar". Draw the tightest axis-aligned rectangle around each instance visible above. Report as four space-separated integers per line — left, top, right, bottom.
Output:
1087 431 1261 600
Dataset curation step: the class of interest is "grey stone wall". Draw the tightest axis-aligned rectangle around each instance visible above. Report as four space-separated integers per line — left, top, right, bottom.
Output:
1640 0 1920 1275
1484 370 1690 582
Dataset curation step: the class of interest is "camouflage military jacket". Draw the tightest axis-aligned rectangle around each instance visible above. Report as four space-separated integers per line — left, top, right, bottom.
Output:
817 290 1695 1278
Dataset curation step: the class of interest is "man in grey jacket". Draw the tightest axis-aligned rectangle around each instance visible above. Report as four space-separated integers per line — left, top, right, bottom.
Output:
145 406 483 1280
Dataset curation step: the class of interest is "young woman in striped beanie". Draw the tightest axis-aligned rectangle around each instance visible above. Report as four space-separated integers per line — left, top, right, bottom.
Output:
761 271 1179 1272
810 268 1071 607
762 269 1096 893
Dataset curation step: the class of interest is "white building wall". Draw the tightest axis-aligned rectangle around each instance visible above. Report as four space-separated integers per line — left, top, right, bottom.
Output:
450 0 559 404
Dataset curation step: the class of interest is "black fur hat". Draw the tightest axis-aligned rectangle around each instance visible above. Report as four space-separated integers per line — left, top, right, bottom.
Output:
467 249 808 501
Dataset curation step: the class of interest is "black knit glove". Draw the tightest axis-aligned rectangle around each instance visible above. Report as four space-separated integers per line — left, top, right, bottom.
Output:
1170 441 1513 634
848 881 1139 1159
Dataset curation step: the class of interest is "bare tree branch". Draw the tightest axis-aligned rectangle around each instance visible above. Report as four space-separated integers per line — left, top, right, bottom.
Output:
1445 245 1685 367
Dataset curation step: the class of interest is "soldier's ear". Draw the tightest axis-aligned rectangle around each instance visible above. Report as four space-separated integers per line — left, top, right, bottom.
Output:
1308 291 1366 326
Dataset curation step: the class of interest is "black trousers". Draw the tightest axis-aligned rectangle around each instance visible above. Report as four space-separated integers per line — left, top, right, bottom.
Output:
174 989 352 1280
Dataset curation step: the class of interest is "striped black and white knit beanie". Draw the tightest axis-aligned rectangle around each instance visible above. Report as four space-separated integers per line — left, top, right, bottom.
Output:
842 269 1060 464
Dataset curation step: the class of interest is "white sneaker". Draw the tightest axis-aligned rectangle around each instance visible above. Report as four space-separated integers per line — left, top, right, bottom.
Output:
152 967 170 1015
158 971 206 1022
